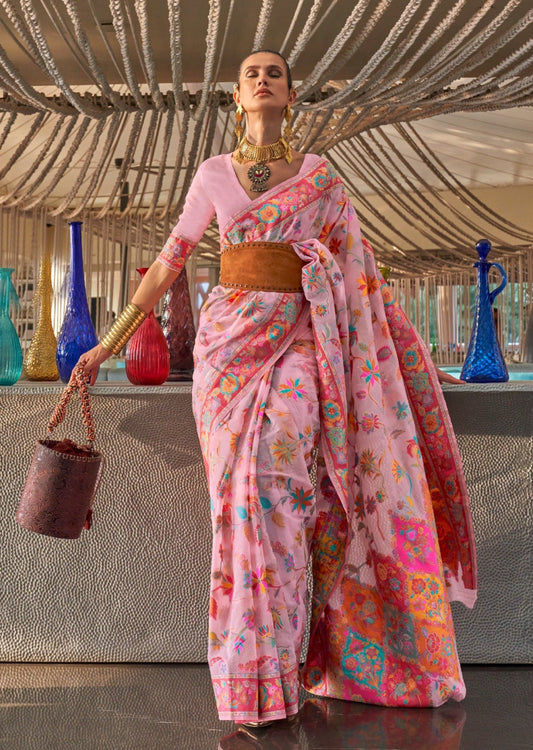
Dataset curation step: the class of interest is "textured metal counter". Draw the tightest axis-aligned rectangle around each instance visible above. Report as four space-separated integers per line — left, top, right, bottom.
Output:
0 380 531 663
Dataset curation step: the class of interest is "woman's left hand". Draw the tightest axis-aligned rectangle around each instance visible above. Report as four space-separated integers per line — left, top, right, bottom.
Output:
435 367 465 385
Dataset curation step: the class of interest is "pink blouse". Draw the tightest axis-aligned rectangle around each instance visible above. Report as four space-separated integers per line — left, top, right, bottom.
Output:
157 152 319 274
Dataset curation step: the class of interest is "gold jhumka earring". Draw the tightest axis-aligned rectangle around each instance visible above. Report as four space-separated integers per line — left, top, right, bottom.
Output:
234 104 245 147
281 104 293 165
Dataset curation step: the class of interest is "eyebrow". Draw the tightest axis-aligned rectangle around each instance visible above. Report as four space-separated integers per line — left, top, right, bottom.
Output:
243 64 283 73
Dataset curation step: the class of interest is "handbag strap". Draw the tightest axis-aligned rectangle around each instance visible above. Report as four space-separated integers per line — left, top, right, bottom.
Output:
46 365 96 446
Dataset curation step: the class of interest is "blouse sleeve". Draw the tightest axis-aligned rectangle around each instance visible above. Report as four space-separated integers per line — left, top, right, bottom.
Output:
157 162 216 274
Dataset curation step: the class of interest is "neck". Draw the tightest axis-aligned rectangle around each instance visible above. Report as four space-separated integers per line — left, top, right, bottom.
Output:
244 114 283 146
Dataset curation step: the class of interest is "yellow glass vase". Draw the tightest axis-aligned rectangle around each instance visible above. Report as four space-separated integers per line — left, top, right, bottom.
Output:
24 232 59 381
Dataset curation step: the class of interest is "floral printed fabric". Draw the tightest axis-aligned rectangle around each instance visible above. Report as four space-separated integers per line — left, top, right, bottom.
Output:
157 235 195 275
176 157 476 720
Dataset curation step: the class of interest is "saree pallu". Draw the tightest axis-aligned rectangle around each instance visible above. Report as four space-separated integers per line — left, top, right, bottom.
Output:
192 159 477 722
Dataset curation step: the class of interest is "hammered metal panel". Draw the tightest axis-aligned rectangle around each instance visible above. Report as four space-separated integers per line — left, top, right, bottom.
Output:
0 383 531 663
0 386 211 662
443 387 533 664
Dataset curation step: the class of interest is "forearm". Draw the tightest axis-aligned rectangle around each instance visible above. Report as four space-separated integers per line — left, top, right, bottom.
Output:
99 260 179 356
131 260 180 313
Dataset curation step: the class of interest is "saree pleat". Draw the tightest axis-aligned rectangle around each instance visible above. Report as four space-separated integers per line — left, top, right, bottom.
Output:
190 157 476 720
194 293 321 720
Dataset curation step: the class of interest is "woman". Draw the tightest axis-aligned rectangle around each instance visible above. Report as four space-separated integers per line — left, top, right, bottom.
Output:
79 50 477 727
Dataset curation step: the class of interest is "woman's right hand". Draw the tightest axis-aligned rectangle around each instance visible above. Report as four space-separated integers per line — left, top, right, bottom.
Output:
74 261 180 386
76 344 112 386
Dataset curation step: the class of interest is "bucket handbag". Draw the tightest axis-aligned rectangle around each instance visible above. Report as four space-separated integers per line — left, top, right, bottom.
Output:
16 365 104 539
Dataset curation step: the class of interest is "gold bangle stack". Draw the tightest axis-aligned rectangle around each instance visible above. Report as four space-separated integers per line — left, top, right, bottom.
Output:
99 303 147 355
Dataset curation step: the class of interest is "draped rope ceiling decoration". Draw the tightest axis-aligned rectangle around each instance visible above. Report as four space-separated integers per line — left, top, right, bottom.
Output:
0 0 532 276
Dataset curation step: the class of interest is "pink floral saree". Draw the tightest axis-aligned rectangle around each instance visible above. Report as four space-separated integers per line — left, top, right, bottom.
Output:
161 155 477 722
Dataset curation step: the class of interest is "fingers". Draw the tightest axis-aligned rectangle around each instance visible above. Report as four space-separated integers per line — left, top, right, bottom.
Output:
436 368 465 385
85 366 98 386
76 344 113 385
86 362 98 386
76 355 98 386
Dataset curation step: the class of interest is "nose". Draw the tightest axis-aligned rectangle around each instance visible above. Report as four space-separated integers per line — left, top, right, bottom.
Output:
256 73 269 88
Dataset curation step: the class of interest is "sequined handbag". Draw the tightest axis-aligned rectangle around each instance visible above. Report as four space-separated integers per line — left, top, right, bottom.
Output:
16 365 104 539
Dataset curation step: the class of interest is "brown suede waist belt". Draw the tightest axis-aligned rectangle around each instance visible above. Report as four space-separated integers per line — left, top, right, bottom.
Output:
219 242 303 292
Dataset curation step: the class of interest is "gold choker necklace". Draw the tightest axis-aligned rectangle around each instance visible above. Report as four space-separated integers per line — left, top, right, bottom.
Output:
235 136 292 166
235 136 293 193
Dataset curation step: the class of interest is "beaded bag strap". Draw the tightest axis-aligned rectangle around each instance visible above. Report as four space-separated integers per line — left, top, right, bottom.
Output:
46 365 96 447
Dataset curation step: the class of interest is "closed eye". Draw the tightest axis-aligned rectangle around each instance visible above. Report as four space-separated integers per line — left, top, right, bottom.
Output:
244 66 284 78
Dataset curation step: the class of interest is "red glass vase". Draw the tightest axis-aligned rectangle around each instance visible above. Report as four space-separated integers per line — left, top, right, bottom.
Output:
125 268 170 385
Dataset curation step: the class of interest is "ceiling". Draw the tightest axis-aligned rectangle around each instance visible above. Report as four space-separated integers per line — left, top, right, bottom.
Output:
1 0 531 86
0 0 532 275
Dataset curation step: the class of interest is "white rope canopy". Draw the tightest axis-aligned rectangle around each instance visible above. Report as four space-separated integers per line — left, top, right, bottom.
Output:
0 0 532 277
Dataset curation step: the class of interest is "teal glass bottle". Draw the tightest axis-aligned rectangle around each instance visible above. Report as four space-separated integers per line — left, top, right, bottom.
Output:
0 268 23 385
461 239 509 383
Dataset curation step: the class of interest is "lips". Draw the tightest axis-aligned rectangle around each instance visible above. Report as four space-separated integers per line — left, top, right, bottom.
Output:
255 90 272 96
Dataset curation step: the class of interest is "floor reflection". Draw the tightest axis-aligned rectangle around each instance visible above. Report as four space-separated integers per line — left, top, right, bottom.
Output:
0 664 530 749
218 698 465 750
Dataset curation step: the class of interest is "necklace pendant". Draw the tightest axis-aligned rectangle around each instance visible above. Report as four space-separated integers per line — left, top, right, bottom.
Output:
248 161 271 192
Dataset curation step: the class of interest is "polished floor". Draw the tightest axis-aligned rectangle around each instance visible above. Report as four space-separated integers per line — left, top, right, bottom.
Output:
0 664 531 749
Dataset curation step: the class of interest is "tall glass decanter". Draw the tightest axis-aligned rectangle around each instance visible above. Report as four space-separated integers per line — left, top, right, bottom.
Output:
24 229 59 380
461 239 508 383
56 221 98 383
0 268 23 385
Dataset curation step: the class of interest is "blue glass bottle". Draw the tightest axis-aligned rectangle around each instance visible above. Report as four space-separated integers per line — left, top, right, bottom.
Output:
0 268 23 385
461 239 508 383
56 221 98 383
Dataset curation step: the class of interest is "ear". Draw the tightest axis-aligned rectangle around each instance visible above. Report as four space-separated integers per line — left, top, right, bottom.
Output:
233 84 240 108
288 88 297 105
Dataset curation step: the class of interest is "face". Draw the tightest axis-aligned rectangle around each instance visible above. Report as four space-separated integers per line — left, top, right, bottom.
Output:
234 52 296 114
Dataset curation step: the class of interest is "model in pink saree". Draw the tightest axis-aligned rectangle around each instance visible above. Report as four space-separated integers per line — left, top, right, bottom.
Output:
160 155 477 722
